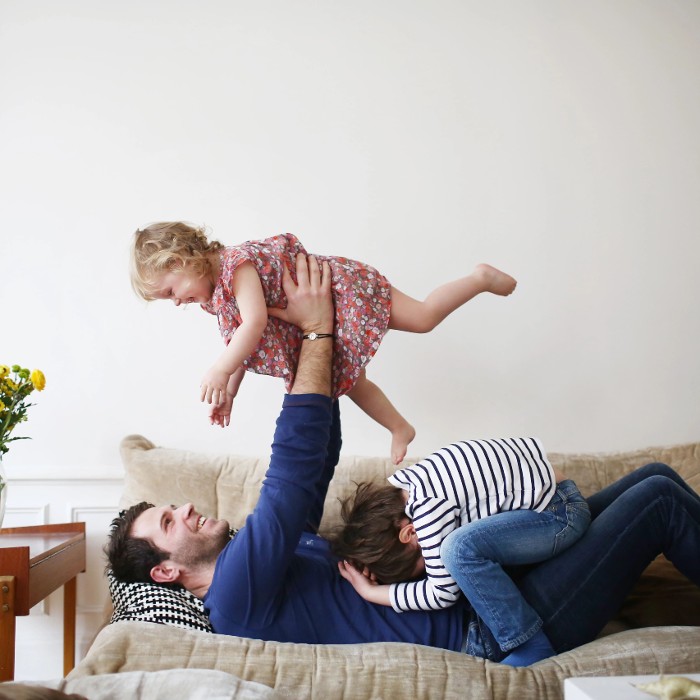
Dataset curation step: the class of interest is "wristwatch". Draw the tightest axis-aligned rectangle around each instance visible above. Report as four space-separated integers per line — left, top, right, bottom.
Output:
302 332 334 341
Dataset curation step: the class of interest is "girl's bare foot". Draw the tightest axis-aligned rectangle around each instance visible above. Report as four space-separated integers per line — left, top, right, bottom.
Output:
474 263 517 296
391 421 416 465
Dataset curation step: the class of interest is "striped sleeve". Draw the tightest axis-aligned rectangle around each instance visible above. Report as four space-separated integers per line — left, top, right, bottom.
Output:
389 497 462 612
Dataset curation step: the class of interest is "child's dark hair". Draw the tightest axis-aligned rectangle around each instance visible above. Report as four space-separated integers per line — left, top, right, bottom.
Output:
104 501 173 586
331 482 421 584
130 221 224 300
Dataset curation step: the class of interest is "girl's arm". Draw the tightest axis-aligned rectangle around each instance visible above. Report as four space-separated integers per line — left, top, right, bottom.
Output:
201 262 268 405
338 558 460 612
337 561 392 607
390 571 461 612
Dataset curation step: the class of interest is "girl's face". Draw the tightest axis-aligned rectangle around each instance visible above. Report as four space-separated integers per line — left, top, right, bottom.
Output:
151 266 214 306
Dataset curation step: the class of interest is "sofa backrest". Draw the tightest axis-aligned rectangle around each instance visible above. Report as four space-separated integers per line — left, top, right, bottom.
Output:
119 434 700 535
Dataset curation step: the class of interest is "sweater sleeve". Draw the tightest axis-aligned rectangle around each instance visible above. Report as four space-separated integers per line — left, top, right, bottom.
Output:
206 393 333 627
304 400 341 533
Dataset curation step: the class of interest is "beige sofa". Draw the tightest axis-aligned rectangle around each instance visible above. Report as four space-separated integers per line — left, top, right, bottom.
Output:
66 436 700 700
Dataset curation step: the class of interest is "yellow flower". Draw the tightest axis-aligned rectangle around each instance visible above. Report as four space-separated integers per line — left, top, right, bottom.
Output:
30 369 46 392
1 363 47 456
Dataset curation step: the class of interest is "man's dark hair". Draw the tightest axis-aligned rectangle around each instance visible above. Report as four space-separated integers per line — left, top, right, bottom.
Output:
331 482 421 584
104 501 173 585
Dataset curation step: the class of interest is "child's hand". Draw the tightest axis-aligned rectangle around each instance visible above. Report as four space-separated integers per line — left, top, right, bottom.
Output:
209 394 234 428
338 560 382 595
338 561 391 606
200 366 231 405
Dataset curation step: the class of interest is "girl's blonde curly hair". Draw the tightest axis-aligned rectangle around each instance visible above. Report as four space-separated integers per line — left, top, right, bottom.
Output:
130 221 224 300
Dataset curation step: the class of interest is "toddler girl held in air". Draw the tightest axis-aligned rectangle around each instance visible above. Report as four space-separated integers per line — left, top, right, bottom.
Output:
130 222 516 463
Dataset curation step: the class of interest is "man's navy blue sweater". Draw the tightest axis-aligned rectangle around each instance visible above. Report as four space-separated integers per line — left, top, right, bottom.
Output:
204 394 465 650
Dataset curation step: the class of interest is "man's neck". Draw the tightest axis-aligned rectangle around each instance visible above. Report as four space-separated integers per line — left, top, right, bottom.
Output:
181 562 217 599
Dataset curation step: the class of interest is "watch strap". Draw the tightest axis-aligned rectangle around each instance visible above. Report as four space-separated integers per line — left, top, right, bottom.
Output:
302 332 334 341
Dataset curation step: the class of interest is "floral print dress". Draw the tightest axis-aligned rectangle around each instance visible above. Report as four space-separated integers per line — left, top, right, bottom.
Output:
201 233 392 398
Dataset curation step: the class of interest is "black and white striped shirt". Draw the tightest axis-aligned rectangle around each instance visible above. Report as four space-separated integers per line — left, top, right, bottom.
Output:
387 437 556 613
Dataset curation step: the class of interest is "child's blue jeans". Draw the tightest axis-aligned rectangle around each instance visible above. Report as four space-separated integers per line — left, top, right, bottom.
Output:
441 479 590 653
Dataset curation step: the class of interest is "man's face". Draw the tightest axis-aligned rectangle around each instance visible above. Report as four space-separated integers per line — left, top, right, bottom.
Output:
132 503 231 573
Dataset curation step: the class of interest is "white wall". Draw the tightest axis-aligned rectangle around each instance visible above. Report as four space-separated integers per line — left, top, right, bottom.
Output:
1 0 699 682
2 1 699 468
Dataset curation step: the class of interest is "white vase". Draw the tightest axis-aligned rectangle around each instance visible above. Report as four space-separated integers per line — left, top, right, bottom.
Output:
0 454 7 529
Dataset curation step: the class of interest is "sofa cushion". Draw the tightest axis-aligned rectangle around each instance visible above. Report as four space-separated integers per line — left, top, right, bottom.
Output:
69 622 700 700
108 570 212 633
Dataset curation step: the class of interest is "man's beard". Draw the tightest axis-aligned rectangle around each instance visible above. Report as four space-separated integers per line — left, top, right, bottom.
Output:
177 521 232 568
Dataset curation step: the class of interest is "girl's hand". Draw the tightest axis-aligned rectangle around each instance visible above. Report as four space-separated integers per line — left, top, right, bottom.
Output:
337 561 390 606
338 561 375 595
200 366 231 405
209 394 234 428
338 561 379 602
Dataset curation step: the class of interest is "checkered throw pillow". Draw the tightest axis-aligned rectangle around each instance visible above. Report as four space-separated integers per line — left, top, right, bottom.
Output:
106 525 238 632
107 569 213 632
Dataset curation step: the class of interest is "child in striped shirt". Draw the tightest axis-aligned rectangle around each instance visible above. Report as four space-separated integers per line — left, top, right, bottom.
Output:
333 437 590 666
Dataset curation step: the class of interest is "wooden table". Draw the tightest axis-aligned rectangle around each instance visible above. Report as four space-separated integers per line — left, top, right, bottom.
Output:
0 523 86 681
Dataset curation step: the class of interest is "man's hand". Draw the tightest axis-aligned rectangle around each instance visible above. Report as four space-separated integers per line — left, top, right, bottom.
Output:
268 254 334 397
267 254 334 336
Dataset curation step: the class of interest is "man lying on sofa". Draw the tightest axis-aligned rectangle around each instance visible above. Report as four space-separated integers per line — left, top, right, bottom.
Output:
107 254 700 664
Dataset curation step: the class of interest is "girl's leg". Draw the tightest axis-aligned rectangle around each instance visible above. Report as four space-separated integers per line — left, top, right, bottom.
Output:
518 474 700 652
442 512 548 657
442 484 590 655
347 370 415 464
389 264 516 333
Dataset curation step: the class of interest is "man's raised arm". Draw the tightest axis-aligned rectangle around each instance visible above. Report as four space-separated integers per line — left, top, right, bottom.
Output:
268 253 334 397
